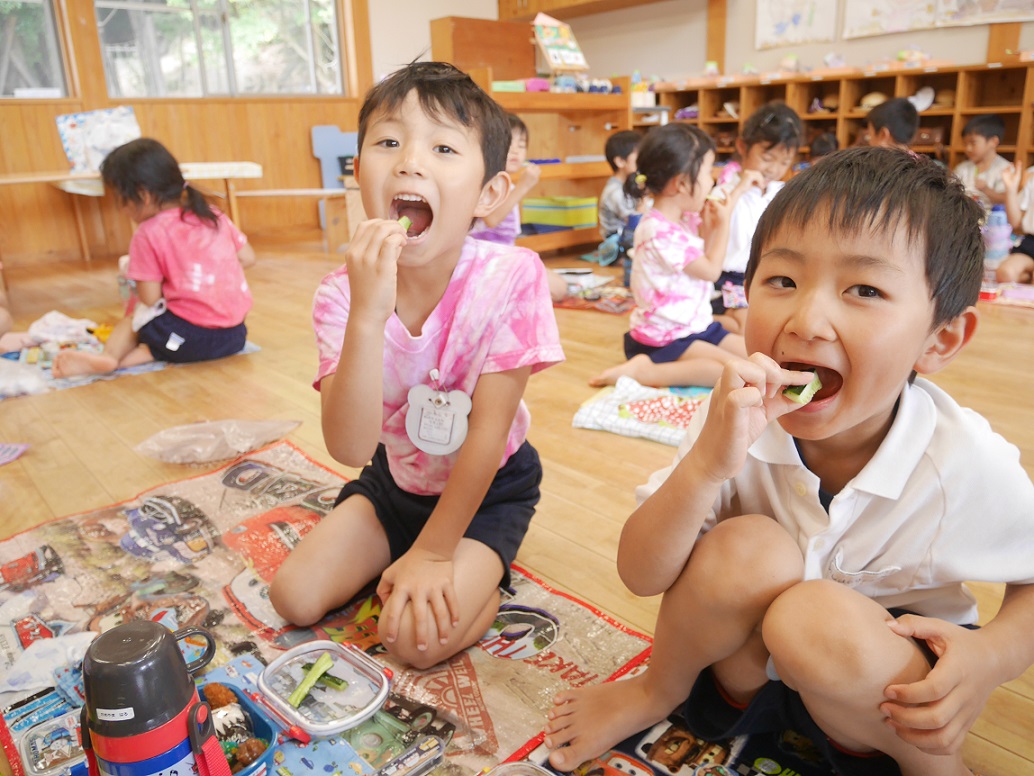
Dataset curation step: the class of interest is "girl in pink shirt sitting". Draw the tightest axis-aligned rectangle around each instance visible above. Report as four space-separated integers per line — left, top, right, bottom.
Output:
590 123 748 388
53 138 255 378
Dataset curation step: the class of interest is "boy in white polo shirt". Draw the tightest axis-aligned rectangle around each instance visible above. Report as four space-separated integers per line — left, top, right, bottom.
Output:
544 147 1034 776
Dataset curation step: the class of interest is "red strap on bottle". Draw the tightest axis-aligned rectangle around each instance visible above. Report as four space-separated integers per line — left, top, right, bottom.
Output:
188 703 231 776
80 705 101 776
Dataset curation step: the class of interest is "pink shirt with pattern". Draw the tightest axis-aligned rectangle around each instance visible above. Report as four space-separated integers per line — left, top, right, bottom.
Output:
128 207 251 328
629 208 713 347
313 236 564 496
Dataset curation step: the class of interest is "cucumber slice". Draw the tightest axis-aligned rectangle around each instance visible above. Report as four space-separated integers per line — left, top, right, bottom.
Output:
288 651 334 707
398 215 412 231
783 372 822 404
301 662 348 691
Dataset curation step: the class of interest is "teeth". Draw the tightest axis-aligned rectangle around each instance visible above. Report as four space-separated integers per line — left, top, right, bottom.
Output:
394 194 426 202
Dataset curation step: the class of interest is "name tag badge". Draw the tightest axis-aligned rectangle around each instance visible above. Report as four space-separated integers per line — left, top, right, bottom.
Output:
406 383 471 455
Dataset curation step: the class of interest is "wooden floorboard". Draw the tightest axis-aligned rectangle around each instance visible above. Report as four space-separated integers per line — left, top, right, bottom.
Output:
0 242 1031 775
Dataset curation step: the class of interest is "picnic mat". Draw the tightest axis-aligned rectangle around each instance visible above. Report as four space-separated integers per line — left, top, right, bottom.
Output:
573 376 710 447
554 285 634 315
0 441 653 776
991 282 1034 309
0 340 261 399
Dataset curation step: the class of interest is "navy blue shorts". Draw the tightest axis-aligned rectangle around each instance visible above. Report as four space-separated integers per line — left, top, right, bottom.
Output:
138 310 247 363
711 270 746 315
1013 234 1034 259
682 610 979 776
334 441 542 589
624 321 731 362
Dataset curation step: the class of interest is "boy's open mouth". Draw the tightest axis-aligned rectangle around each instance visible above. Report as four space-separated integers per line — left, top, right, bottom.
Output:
782 362 842 402
392 194 433 238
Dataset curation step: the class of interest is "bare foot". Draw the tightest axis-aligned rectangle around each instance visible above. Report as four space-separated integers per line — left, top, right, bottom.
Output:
588 354 652 387
51 350 118 378
544 676 677 771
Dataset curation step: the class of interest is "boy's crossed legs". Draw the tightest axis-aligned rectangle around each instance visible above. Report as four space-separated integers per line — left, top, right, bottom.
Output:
545 515 972 776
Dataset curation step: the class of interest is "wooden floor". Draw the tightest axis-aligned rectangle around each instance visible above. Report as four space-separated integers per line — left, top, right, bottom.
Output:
1 241 1033 775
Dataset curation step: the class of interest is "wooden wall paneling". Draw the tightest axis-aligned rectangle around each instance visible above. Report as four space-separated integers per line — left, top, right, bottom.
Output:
430 17 536 81
987 22 1021 63
706 0 726 71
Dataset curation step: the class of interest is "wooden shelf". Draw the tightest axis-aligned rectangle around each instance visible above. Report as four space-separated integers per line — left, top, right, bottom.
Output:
493 91 628 112
517 226 600 253
534 162 612 179
654 62 1034 169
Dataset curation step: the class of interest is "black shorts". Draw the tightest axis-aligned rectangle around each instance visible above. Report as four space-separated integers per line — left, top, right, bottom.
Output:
624 321 732 362
138 310 247 363
681 610 979 776
1013 234 1034 259
334 442 542 589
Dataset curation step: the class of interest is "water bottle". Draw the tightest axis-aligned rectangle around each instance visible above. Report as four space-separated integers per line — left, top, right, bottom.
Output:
981 205 1011 299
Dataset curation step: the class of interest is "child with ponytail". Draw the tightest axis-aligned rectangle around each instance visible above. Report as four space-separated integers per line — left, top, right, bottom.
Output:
53 137 255 377
590 123 751 388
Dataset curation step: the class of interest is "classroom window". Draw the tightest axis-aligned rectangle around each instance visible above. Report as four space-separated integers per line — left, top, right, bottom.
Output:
0 0 68 98
94 0 344 98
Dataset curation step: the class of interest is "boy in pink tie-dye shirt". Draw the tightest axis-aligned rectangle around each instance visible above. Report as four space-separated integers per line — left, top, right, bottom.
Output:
270 62 563 669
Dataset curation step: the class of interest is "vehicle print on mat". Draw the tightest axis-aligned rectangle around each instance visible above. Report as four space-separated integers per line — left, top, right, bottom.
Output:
0 545 64 592
222 504 324 582
574 750 653 776
480 604 560 660
344 693 456 768
118 495 219 563
221 460 330 505
642 721 731 773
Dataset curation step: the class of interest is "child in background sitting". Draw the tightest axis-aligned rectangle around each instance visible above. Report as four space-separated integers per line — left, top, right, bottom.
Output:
997 160 1034 284
954 114 1011 210
711 101 803 333
589 123 746 389
52 137 255 378
270 62 564 669
598 129 643 239
546 146 1034 776
470 113 567 302
809 131 838 162
866 97 919 150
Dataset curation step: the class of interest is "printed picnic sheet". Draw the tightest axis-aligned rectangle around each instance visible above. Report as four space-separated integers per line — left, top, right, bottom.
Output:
0 341 260 400
0 441 653 776
554 285 634 315
573 376 710 447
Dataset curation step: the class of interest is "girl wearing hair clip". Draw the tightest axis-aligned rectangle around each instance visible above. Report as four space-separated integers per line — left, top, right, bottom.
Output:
590 123 748 389
53 137 256 377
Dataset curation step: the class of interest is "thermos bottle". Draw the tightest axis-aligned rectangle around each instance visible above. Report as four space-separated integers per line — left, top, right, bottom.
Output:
79 620 228 776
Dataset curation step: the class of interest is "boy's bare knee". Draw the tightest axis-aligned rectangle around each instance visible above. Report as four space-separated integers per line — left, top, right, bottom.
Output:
689 515 803 602
763 580 895 692
381 634 450 671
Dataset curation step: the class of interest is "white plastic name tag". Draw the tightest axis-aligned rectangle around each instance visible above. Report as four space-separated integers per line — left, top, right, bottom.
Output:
406 382 471 455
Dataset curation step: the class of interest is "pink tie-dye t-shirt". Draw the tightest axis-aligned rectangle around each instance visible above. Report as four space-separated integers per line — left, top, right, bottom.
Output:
128 207 251 328
312 236 564 496
629 208 713 347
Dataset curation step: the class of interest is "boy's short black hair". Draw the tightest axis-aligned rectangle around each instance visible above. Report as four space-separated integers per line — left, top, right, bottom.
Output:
357 61 511 185
809 132 839 160
741 101 803 152
746 146 983 327
604 129 643 171
866 97 919 146
962 114 1005 143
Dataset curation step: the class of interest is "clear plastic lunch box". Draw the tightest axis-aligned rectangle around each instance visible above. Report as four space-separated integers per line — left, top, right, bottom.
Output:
255 639 392 737
18 711 86 776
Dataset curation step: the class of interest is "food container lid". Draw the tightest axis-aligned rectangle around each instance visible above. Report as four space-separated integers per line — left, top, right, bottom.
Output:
256 640 391 736
19 711 86 776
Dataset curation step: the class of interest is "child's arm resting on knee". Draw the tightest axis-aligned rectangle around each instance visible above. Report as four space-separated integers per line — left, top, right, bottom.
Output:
881 582 1034 755
618 354 816 596
376 366 532 651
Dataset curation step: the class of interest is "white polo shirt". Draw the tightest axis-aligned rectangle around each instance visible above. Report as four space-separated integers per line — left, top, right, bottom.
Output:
636 378 1034 625
722 180 784 274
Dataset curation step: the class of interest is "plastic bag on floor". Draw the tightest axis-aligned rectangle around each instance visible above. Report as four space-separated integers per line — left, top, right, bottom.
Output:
0 359 50 398
134 419 301 463
27 311 99 344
